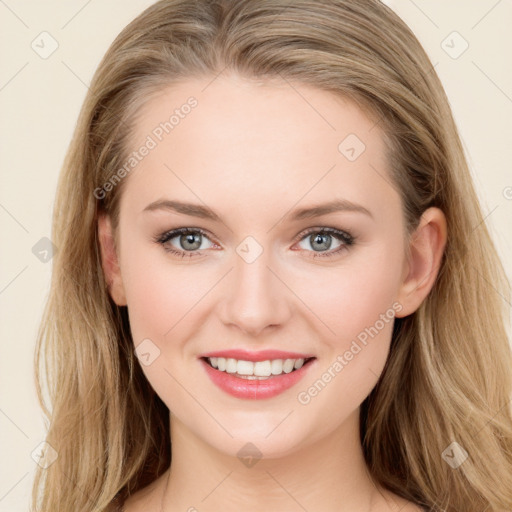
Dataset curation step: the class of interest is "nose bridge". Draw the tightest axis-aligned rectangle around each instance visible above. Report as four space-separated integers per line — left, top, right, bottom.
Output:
219 238 290 335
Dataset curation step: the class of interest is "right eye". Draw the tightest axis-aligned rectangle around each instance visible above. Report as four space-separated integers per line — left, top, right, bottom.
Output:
155 227 217 258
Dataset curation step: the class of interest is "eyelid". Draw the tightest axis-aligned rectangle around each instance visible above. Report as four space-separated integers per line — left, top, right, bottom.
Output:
292 226 354 245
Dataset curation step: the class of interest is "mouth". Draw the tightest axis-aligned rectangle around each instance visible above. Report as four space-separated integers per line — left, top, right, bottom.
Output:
199 355 317 400
200 356 316 379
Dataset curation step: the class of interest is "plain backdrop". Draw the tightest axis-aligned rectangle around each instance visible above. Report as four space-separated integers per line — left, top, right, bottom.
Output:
1 1 511 510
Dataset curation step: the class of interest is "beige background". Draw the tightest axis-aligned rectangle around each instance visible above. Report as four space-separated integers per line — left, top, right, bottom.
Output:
1 1 511 510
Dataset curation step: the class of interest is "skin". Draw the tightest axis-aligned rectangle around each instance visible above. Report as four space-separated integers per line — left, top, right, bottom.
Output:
99 72 447 511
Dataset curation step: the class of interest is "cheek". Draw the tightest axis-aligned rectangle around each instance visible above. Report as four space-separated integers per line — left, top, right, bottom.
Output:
119 249 210 405
288 243 404 346
121 251 202 344
292 260 401 425
287 240 404 407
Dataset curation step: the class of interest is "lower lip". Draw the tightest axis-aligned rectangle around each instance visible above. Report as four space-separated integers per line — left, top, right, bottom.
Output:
200 358 316 400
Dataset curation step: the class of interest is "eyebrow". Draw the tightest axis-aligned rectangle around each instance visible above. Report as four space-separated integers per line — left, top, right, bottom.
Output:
143 198 373 221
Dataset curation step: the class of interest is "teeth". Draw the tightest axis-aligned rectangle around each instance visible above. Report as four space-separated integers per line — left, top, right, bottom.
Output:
207 357 307 377
226 358 237 373
283 359 295 373
270 359 283 375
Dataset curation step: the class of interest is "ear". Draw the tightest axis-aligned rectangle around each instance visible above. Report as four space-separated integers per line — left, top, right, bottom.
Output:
97 213 127 306
395 207 447 318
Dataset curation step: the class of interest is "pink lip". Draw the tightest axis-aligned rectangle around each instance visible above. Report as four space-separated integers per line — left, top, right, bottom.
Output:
199 349 315 362
199 355 316 400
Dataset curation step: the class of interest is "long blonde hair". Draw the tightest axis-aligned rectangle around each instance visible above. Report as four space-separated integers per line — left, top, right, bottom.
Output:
32 1 512 510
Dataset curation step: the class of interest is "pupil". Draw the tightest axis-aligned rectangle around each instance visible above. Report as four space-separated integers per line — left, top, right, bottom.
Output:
312 233 331 251
181 233 201 250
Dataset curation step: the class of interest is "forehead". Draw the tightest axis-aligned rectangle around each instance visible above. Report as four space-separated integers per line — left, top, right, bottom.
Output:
131 73 384 154
121 74 398 219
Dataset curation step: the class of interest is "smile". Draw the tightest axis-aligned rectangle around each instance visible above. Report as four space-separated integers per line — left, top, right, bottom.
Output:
199 355 316 399
205 356 312 378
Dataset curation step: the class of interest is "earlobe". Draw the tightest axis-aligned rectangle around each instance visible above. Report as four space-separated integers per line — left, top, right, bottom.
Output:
395 207 447 318
97 213 127 306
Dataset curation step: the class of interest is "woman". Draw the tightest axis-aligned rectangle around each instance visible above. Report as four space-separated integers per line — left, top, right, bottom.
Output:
32 1 512 511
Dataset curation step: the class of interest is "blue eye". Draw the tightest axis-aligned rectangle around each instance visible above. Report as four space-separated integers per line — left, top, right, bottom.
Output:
295 227 354 258
155 226 355 259
156 227 215 258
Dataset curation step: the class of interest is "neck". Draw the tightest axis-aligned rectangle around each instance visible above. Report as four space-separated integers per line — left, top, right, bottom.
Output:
161 408 384 512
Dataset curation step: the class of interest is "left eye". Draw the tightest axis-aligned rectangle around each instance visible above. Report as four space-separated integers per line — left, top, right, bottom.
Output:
299 232 335 251
295 228 353 256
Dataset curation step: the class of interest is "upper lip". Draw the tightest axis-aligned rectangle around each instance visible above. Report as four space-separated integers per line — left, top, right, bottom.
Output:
200 349 316 362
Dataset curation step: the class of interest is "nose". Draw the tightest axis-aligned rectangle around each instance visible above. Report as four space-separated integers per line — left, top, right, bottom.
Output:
218 247 291 337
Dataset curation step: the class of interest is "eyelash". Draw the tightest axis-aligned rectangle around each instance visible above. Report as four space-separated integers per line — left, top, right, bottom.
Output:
154 226 355 260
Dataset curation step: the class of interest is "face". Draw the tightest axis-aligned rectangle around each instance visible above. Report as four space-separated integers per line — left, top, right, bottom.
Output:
99 73 438 460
